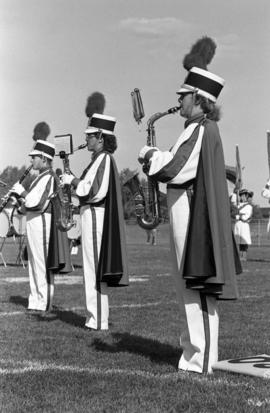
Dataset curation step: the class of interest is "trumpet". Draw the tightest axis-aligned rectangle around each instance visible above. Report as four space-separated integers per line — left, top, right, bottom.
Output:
0 165 33 213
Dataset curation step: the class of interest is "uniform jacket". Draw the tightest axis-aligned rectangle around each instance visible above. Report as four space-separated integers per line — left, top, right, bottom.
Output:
76 151 129 287
147 114 240 299
25 167 72 273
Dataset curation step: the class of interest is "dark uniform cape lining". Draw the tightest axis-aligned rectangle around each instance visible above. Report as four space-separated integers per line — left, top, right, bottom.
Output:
183 117 240 300
97 152 129 287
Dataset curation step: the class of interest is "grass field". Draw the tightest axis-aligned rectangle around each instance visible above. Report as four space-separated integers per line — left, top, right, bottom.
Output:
0 224 269 413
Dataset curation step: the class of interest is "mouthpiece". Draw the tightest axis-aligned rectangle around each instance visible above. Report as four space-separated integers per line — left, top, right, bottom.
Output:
75 143 87 151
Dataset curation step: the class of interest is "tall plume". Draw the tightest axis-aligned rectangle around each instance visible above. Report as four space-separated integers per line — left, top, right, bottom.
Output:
183 36 216 71
85 92 106 119
32 121 51 141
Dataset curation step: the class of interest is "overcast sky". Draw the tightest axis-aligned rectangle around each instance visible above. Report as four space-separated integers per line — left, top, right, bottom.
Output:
0 0 269 205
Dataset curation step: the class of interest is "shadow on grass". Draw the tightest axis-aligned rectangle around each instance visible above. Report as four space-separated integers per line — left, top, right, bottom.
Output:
34 307 86 327
91 332 180 367
9 295 28 308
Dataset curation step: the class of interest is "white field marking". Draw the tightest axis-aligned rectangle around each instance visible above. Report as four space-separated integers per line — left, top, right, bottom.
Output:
247 398 270 407
1 290 270 318
0 275 151 284
0 359 258 386
0 301 173 317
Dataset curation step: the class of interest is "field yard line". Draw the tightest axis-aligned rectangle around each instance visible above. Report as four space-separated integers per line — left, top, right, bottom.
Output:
0 358 253 386
1 291 269 318
0 302 175 317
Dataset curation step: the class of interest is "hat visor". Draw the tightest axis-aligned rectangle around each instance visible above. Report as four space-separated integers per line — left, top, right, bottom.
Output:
177 85 217 102
28 149 53 160
176 85 195 95
85 127 114 135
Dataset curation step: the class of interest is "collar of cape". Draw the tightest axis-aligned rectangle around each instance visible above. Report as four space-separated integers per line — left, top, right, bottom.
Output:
184 113 206 129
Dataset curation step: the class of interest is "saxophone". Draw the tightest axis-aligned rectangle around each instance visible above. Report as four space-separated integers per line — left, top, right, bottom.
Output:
126 89 180 230
54 144 86 232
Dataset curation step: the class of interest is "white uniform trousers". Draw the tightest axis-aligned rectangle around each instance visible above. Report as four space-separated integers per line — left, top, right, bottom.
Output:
234 221 251 245
81 205 109 330
167 188 219 374
26 212 54 311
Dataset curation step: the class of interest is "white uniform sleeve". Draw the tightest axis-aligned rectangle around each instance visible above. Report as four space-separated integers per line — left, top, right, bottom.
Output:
76 153 110 203
25 174 54 212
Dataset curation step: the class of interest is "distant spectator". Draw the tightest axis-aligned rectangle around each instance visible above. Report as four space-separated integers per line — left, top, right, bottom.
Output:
232 189 253 261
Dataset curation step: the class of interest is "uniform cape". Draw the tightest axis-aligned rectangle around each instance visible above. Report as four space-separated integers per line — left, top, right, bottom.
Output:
97 153 129 286
47 178 73 274
183 118 240 299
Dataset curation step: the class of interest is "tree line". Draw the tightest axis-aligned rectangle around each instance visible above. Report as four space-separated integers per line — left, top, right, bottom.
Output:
0 165 263 220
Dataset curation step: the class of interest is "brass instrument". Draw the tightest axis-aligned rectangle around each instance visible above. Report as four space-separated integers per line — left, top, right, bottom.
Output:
127 88 180 230
0 165 33 213
54 143 86 232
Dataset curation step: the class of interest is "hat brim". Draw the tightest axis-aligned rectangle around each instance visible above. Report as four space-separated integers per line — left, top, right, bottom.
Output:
85 127 114 135
28 149 53 160
177 84 217 102
176 86 195 95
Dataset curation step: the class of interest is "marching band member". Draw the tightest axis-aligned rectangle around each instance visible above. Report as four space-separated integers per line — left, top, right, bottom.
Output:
232 189 253 261
261 180 270 232
138 37 240 374
11 140 71 313
61 113 128 331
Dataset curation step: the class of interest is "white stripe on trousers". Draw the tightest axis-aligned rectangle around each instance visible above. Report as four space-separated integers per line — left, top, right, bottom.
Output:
26 212 54 311
167 188 219 373
81 205 109 330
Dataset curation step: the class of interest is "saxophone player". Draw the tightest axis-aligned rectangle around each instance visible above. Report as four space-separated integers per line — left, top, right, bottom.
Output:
61 113 128 331
138 37 240 374
11 140 71 313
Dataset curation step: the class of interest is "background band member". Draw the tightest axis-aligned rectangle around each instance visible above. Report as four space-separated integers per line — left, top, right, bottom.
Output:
232 189 253 261
261 180 270 233
61 113 128 331
138 37 240 374
11 140 71 312
146 228 157 245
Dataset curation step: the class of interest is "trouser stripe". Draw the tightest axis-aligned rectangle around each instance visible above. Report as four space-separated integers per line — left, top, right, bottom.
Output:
42 215 52 311
200 293 210 373
90 207 101 329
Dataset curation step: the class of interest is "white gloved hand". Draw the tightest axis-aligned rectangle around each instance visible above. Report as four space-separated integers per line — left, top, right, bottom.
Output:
60 173 75 186
11 182 25 196
262 187 270 199
265 179 270 189
138 145 152 164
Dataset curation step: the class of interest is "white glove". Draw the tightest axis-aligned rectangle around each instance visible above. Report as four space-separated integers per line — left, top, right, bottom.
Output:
60 173 75 186
235 214 240 220
262 187 270 199
11 182 25 196
138 145 153 164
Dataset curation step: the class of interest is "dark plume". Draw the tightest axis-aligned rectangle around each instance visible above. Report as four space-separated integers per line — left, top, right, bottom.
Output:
32 122 51 141
85 92 106 118
183 36 216 71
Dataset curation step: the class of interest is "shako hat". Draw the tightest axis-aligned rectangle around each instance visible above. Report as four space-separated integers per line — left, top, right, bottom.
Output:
29 140 55 160
239 188 254 198
85 113 116 136
177 36 225 102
